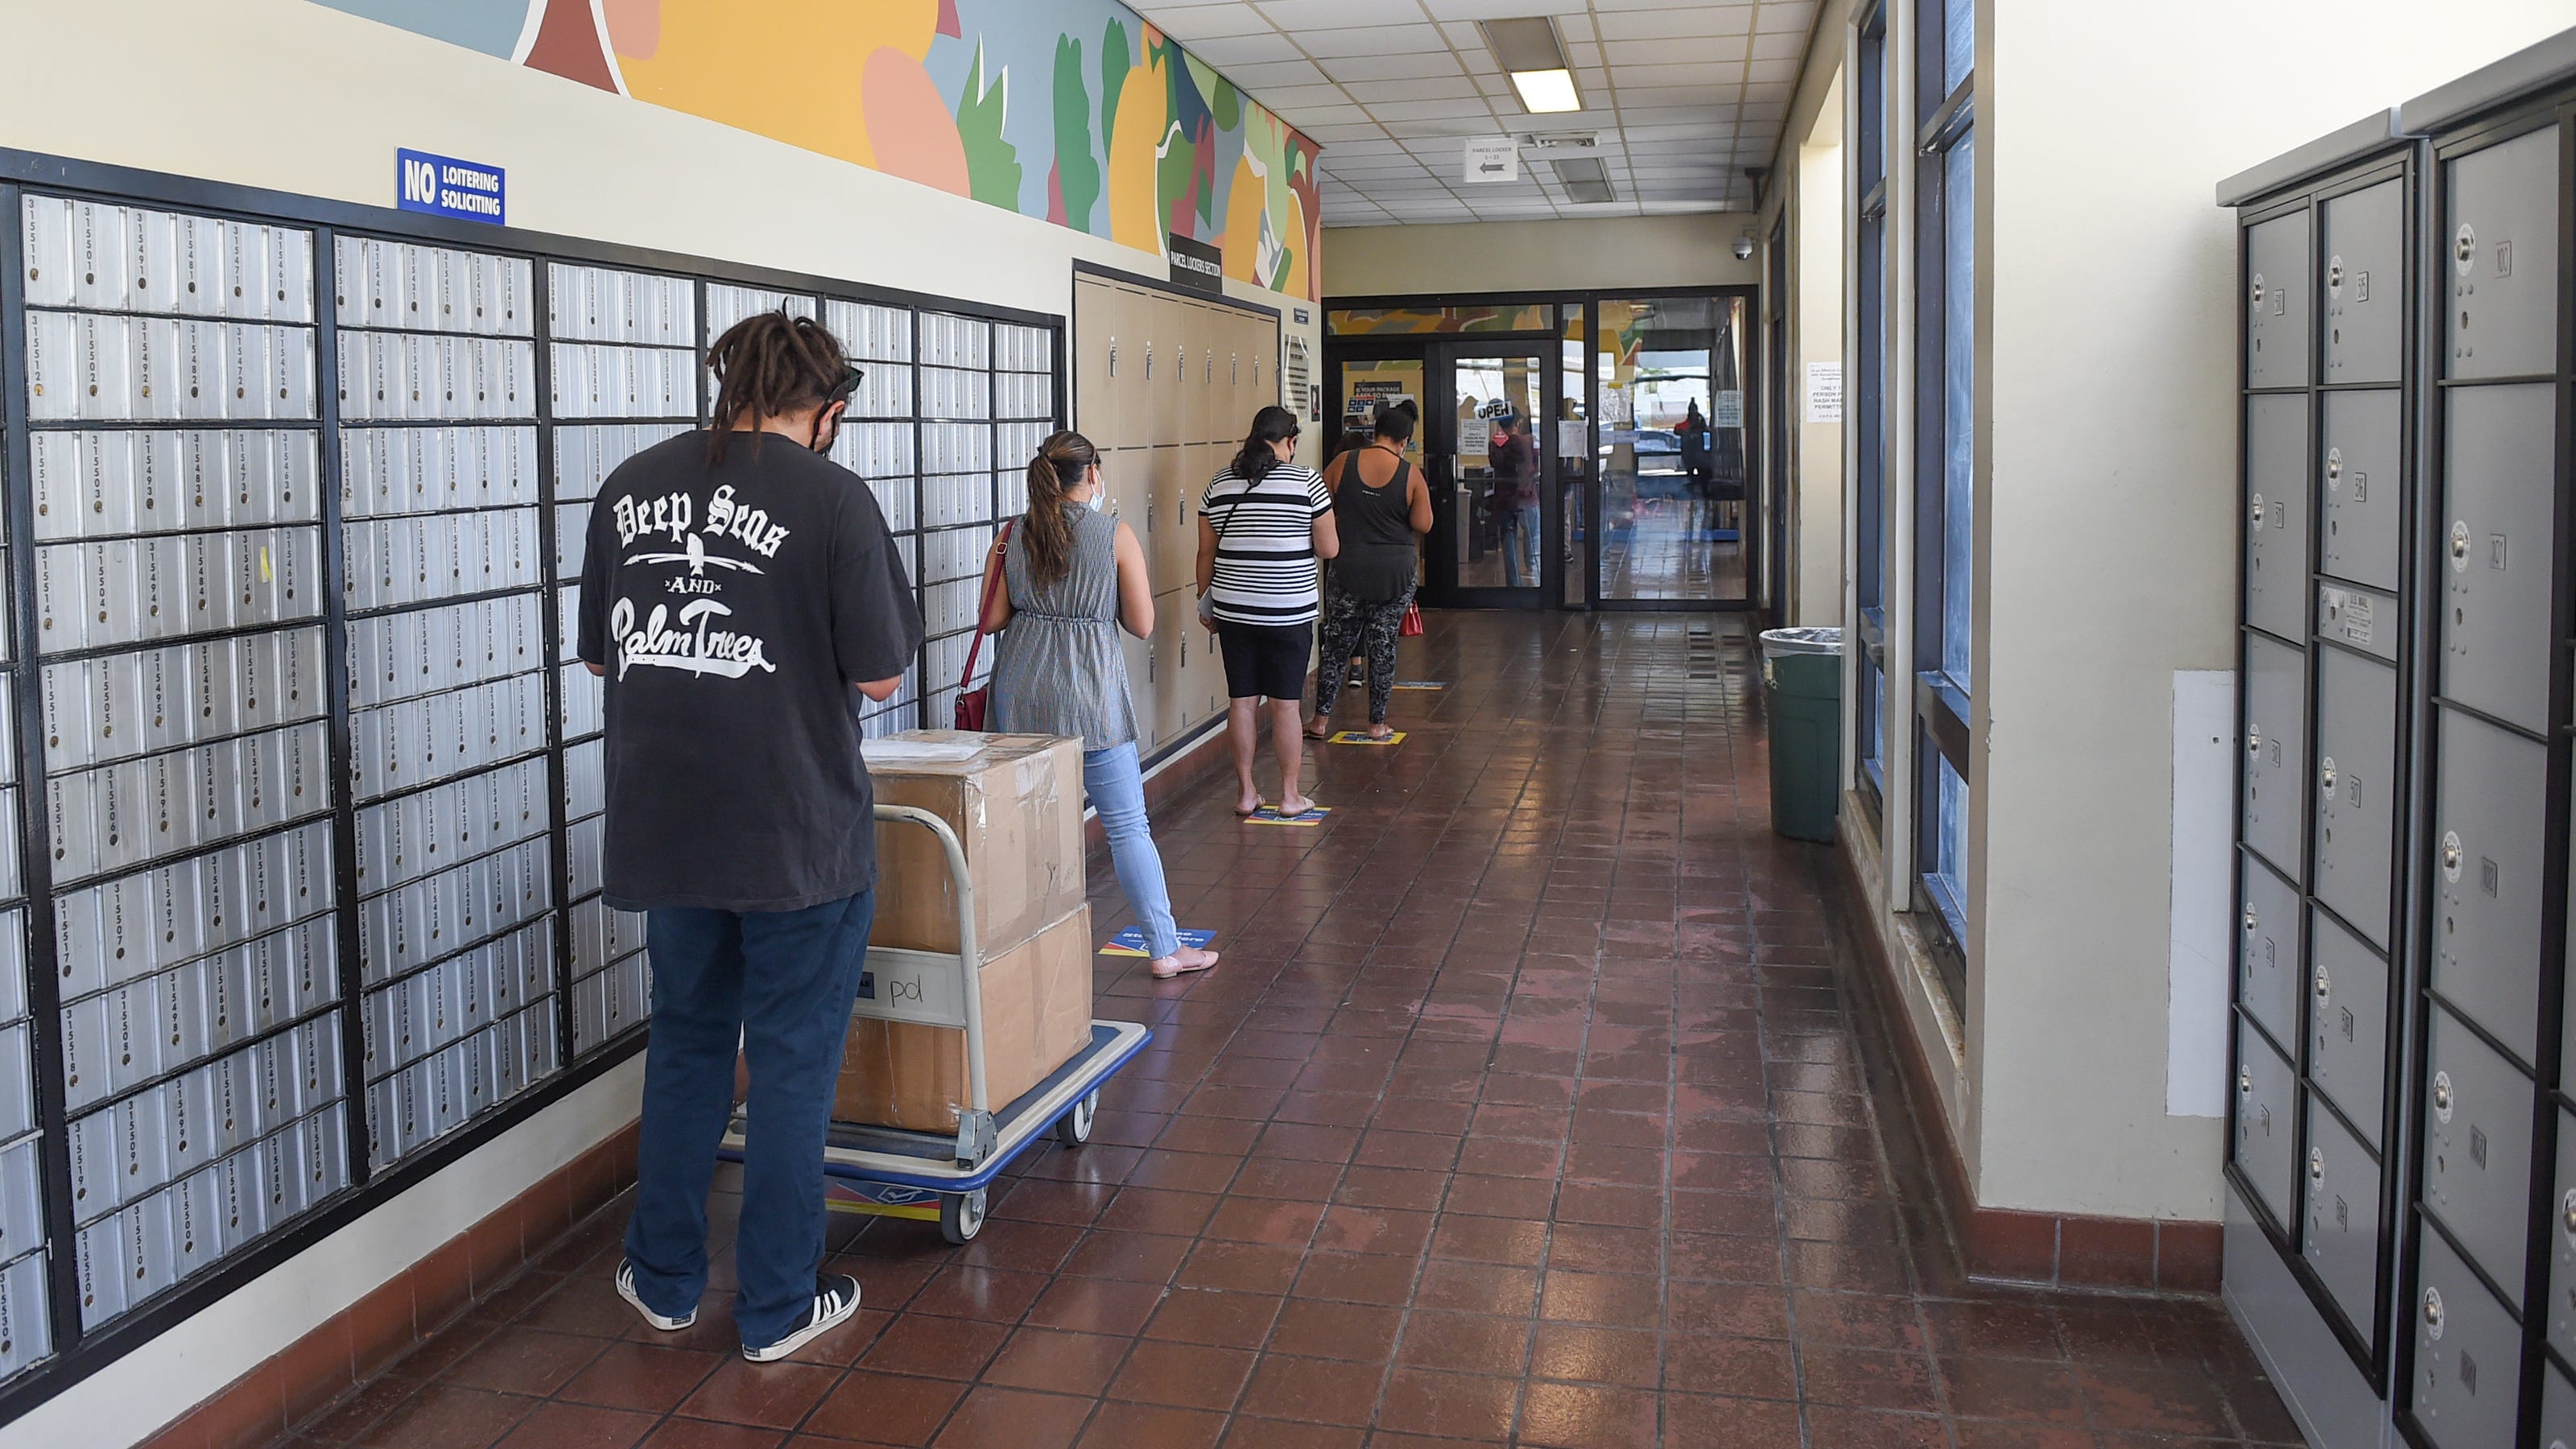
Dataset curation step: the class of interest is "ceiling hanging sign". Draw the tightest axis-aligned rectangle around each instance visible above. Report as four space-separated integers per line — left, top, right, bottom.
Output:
1463 136 1520 185
396 148 506 225
1168 233 1224 295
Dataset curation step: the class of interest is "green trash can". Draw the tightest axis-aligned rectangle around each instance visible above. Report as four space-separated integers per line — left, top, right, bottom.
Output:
1759 627 1843 843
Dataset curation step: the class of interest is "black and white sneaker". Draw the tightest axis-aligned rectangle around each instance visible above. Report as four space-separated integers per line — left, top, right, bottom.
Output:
614 1259 696 1332
741 1274 862 1363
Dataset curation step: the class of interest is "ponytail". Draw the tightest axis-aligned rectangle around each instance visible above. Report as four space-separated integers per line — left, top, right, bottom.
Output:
1020 431 1097 589
704 311 856 463
1229 404 1301 486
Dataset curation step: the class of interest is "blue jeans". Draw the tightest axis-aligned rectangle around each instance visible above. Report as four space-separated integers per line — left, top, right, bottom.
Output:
1499 502 1540 586
1085 743 1179 959
622 889 873 1350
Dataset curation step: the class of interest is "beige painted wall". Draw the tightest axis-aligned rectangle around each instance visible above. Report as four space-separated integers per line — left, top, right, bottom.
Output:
1791 76 1846 628
1323 213 1760 297
0 2 1317 1443
1968 0 2576 1221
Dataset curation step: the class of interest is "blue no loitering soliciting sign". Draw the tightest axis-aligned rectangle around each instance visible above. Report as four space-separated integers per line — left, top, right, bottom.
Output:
396 149 506 225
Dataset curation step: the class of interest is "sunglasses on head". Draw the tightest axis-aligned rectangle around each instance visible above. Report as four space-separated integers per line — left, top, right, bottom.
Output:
825 364 865 406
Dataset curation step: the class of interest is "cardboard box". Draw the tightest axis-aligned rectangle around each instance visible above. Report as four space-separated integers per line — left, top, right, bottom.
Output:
866 731 1084 959
835 903 1094 1133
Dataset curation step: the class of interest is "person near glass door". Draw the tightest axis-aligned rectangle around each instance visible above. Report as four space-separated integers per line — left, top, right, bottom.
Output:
1199 406 1338 816
1309 399 1430 741
1490 414 1541 588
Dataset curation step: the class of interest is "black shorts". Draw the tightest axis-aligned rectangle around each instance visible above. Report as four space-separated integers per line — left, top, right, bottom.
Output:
1216 620 1314 701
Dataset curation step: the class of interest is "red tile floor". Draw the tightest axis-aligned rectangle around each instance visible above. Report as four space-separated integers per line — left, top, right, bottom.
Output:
274 614 2302 1449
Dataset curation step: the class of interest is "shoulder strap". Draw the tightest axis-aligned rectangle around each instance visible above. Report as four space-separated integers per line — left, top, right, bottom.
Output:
959 518 1013 691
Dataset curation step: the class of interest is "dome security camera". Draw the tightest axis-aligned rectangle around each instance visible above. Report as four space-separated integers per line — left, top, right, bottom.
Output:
1732 234 1756 261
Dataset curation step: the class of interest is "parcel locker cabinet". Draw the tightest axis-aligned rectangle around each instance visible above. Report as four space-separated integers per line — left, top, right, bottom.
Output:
2302 1088 2383 1340
2312 644 2400 949
2440 382 2557 735
2433 704 2550 1066
2245 208 2313 390
2240 633 2308 880
2243 394 2310 644
2412 1222 2523 1449
2445 123 2560 383
2309 908 2391 1146
2322 177 2405 385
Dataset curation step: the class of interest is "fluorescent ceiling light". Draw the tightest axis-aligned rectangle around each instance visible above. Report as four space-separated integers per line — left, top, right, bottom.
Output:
1551 156 1616 204
1509 69 1582 114
1481 17 1583 115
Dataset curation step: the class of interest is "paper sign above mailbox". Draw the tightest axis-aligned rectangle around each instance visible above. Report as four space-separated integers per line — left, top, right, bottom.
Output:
396 149 506 226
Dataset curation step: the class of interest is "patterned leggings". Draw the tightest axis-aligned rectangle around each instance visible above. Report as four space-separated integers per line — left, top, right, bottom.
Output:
1314 581 1412 725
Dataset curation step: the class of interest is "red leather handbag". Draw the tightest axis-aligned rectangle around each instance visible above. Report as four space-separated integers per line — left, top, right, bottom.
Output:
1398 601 1425 638
952 521 1013 730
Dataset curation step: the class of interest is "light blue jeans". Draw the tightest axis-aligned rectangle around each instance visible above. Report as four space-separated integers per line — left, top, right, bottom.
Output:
1085 742 1180 959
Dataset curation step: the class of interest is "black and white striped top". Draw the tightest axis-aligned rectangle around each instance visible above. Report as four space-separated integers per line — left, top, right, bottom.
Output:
1202 462 1331 627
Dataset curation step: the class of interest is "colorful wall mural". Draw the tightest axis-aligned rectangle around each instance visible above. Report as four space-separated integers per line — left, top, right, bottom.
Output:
310 0 1323 299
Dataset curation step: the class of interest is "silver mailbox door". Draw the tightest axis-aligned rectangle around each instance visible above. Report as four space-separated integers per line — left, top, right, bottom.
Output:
2413 1225 2525 1449
2234 1018 2300 1229
2310 907 2389 1149
2301 1088 2381 1337
2545 1357 2576 1449
2246 394 2312 644
2242 633 2308 881
2319 388 2403 592
2422 1002 2536 1291
2441 382 2556 733
2550 1107 2576 1367
2312 646 2399 949
2324 178 2404 385
2447 126 2560 382
2247 211 2313 389
2238 852 2302 1051
2434 706 2549 1065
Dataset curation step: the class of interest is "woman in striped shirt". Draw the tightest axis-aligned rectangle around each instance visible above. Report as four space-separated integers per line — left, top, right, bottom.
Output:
1196 405 1339 816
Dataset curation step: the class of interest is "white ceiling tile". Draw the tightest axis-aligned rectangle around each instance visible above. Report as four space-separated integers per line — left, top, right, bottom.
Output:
1755 1 1819 33
1319 51 1468 83
1743 81 1794 103
1419 0 1587 19
1183 31 1305 64
1299 23 1452 56
1368 97 1499 120
1133 3 1274 41
1253 0 1418 27
1749 31 1808 60
1603 37 1745 64
1594 6 1752 39
1343 76 1482 102
1319 137 1411 157
1220 57 1334 87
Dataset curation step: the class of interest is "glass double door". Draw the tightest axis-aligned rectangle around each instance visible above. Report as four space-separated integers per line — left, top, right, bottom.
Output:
1334 344 1565 609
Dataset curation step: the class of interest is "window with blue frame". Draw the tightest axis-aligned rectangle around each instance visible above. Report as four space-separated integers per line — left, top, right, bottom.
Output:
1855 4 1890 804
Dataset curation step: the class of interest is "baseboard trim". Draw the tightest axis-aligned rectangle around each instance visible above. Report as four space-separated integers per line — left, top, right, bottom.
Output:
1829 821 2220 1297
138 1121 644 1449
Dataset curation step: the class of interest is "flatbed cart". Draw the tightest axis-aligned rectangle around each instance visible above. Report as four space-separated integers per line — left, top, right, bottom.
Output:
716 803 1151 1244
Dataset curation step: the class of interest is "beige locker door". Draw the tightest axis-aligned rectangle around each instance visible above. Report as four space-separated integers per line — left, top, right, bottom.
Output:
1150 294 1187 448
1120 615 1156 750
1103 445 1150 539
1189 302 1222 445
1149 445 1190 588
1072 276 1118 444
1150 586 1189 742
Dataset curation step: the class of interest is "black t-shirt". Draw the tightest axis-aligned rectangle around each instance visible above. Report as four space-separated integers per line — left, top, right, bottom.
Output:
577 430 923 913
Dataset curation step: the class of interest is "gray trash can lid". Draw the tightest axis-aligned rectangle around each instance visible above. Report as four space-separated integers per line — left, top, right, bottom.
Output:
1758 626 1843 657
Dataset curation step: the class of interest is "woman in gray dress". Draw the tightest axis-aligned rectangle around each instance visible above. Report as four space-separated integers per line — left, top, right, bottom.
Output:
980 431 1216 980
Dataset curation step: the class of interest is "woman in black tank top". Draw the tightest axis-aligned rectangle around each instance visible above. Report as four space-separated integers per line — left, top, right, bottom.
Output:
1308 401 1433 739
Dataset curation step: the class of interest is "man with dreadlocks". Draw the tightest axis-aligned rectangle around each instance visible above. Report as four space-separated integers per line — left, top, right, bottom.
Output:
579 311 923 1362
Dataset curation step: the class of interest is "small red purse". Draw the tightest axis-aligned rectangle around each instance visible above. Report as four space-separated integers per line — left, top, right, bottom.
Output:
1398 601 1425 638
952 521 1013 730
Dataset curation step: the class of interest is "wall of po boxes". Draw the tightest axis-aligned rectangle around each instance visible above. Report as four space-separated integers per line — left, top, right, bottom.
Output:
0 155 1061 1415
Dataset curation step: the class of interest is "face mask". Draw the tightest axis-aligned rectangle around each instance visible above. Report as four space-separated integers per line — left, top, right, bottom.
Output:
1083 491 1104 513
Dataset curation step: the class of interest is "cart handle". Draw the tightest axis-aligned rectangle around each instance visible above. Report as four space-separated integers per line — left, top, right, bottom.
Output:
873 803 989 1117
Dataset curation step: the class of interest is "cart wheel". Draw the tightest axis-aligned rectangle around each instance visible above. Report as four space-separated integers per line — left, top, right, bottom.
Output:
1055 1091 1100 1148
939 1187 987 1245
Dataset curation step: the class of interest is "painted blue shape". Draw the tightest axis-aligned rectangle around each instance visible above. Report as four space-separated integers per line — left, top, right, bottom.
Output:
308 0 531 60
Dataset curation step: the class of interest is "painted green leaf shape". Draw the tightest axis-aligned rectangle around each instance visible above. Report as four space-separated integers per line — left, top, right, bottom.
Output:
957 39 1022 210
1100 17 1130 142
1053 36 1101 233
